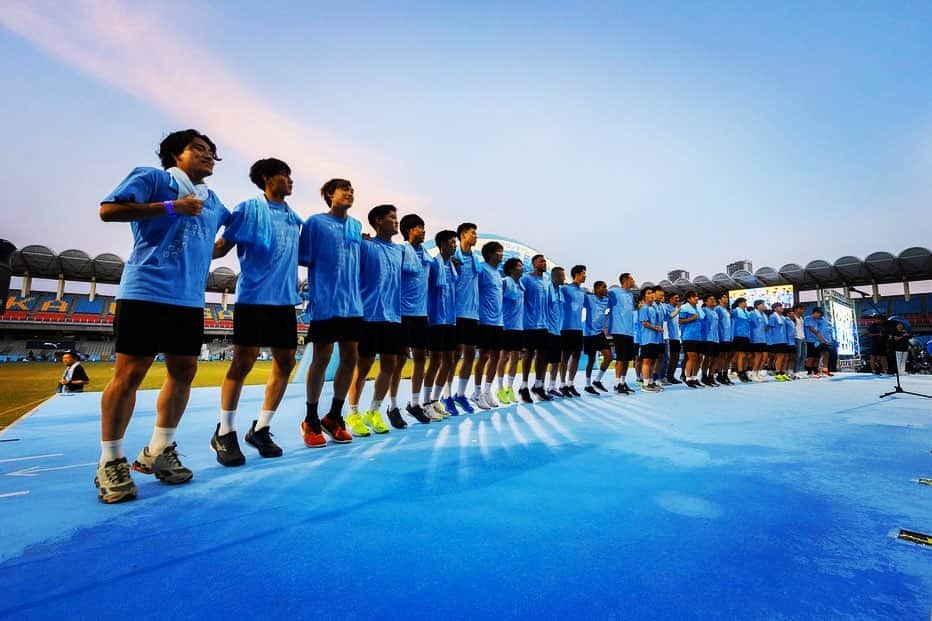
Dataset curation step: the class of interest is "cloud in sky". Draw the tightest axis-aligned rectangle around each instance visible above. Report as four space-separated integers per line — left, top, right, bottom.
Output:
0 0 416 214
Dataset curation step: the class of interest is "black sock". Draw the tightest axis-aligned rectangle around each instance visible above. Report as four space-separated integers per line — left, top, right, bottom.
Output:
328 398 345 419
304 402 318 424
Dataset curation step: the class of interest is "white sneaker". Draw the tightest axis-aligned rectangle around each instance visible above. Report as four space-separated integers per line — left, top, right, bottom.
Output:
474 393 492 410
483 390 499 408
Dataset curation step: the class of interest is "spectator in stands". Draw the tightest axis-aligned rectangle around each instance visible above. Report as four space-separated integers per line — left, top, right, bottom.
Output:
95 129 230 504
211 158 302 466
58 351 89 393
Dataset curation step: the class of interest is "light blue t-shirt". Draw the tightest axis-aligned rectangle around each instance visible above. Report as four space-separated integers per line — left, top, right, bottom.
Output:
223 199 301 306
715 305 732 342
477 262 504 327
607 288 635 336
298 213 363 320
428 257 458 326
521 273 550 330
561 283 586 331
732 307 751 338
102 167 230 308
638 304 660 345
749 309 768 344
547 285 564 336
583 294 608 337
454 247 480 321
765 313 785 346
400 244 430 318
784 316 797 346
661 303 680 341
679 303 703 341
359 238 402 324
503 277 525 331
703 305 720 343
804 316 828 344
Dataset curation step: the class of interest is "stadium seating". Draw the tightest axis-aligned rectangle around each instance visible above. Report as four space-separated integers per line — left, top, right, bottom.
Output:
5 293 40 312
890 295 922 315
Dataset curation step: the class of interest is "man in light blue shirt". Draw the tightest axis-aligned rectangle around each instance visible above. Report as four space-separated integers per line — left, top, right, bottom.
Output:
212 158 300 466
638 288 665 392
714 292 735 385
545 267 566 399
700 295 720 386
583 281 613 394
662 292 683 384
749 300 769 381
559 265 587 396
452 222 479 413
804 307 832 376
519 254 552 403
96 129 229 503
607 272 636 394
298 178 361 445
678 290 705 388
423 230 460 417
495 257 526 405
473 241 505 410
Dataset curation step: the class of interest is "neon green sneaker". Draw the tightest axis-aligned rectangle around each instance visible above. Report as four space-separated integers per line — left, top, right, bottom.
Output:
363 410 390 434
496 387 511 405
345 412 371 437
505 387 517 403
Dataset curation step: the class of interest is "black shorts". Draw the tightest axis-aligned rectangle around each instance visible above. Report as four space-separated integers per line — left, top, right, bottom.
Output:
359 321 403 358
807 342 829 357
703 342 719 357
749 342 766 353
783 344 797 354
477 324 504 351
717 341 733 353
584 334 609 354
428 324 457 352
547 334 563 362
561 330 584 353
114 299 203 357
733 336 751 350
502 329 525 352
524 329 548 352
767 344 784 354
682 339 704 353
455 317 479 347
308 316 363 345
401 315 429 350
870 336 887 355
612 334 635 361
640 343 664 359
233 304 297 349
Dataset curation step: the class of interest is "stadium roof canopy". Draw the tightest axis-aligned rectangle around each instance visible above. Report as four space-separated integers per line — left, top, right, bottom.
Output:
9 244 238 293
643 247 932 295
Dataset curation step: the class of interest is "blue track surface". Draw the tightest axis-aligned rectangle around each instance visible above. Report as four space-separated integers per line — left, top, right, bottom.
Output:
1 374 931 619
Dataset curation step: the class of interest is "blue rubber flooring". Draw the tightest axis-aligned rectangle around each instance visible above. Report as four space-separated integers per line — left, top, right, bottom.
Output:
1 373 930 620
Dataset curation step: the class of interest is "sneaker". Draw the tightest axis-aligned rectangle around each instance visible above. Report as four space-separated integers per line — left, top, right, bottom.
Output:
621 383 634 394
547 388 563 399
593 380 608 392
301 418 327 448
428 401 446 421
584 386 600 396
505 387 518 403
442 397 460 417
635 378 644 386
453 395 475 414
518 387 534 403
483 391 500 408
346 412 372 437
686 379 701 388
321 414 353 443
568 386 582 397
559 386 573 398
532 386 553 401
95 457 137 504
476 392 493 410
245 421 283 458
387 407 407 429
406 403 431 424
363 410 391 434
643 383 661 393
659 378 671 386
210 423 246 467
613 383 624 394
666 377 683 385
132 443 193 484
821 370 834 377
496 387 512 405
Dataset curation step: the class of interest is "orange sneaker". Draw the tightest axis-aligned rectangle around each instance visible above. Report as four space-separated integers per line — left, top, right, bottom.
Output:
321 414 353 444
301 420 327 449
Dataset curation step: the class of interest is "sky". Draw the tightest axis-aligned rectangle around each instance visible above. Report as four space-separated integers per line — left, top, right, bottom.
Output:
2 0 932 287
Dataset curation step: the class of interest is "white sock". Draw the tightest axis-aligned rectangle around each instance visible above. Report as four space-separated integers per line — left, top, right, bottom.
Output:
585 376 592 387
411 392 421 406
255 409 274 431
388 395 398 409
369 399 382 412
533 379 543 389
505 375 514 389
497 376 505 391
421 386 432 404
457 378 469 397
596 369 606 381
100 439 124 464
432 384 443 401
481 379 490 394
219 409 236 435
148 426 176 454
521 380 529 389
472 385 481 399
348 403 359 415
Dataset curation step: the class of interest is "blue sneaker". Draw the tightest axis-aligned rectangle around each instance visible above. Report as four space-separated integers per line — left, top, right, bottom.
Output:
442 397 460 417
453 395 474 414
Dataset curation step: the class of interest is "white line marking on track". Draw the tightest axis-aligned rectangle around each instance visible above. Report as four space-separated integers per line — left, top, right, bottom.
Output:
0 491 30 498
6 462 97 477
0 453 64 464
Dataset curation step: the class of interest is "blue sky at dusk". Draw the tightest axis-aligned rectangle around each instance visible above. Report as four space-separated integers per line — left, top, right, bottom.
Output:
2 1 931 287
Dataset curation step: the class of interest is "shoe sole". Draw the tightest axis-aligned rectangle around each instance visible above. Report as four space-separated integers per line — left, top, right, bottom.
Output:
321 427 353 444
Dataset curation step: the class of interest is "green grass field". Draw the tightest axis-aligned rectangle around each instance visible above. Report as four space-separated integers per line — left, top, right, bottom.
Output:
0 360 402 430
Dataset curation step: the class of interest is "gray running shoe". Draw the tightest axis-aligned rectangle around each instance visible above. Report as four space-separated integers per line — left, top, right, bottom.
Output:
132 442 194 484
95 457 137 504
